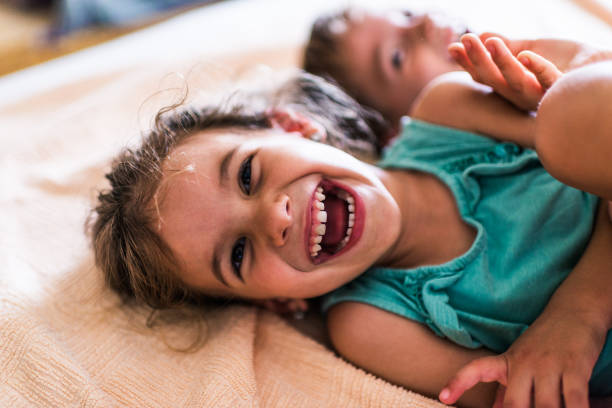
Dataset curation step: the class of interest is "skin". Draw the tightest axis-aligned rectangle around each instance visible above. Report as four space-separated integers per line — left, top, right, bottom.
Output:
156 123 493 406
155 44 612 406
435 34 612 407
156 126 481 300
335 9 462 125
156 129 399 300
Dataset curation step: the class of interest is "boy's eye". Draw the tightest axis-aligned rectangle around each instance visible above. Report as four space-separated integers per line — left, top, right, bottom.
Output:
238 155 253 194
391 49 404 70
231 237 246 279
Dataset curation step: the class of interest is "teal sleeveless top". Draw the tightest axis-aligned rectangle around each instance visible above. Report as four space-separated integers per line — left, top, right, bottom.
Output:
321 118 611 395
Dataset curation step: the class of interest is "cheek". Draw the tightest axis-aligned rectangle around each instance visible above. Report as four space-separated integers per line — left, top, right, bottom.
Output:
385 77 421 116
250 256 296 294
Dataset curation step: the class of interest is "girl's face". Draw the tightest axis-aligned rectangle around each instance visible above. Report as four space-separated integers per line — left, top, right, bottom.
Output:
157 128 402 301
337 9 463 123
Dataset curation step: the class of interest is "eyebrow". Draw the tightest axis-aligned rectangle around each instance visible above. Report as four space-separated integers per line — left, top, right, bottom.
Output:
219 146 239 188
212 248 230 288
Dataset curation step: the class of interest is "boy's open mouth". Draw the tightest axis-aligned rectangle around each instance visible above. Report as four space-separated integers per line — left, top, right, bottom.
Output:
306 179 363 265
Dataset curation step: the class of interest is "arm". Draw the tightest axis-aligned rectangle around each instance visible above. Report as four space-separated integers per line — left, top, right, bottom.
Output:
442 200 612 408
535 60 612 202
410 71 536 147
449 33 612 112
448 33 563 112
327 301 498 408
478 33 612 71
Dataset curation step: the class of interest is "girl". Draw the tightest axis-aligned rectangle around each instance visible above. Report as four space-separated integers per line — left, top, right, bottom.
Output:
303 6 610 138
91 70 612 407
304 7 466 143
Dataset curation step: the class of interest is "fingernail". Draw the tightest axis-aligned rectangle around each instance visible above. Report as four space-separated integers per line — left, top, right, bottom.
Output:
461 38 471 51
486 43 496 57
519 56 530 67
449 49 459 60
439 388 450 401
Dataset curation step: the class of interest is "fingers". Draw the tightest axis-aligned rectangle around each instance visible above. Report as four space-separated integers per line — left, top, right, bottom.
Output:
480 32 509 44
460 33 506 86
485 37 534 91
448 42 472 72
481 32 534 56
492 385 506 408
534 375 562 408
517 50 563 90
449 33 562 110
562 373 589 408
504 372 533 408
439 356 507 405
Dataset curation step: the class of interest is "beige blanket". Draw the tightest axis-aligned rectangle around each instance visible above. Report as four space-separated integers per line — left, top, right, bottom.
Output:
2 1 612 406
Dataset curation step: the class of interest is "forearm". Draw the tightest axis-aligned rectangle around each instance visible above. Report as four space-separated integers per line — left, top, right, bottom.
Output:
327 302 498 408
541 201 612 334
411 72 536 148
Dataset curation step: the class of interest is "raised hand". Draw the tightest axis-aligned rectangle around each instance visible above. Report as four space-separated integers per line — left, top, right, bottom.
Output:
449 33 562 111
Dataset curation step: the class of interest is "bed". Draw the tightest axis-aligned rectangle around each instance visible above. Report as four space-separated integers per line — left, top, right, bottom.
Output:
2 0 612 406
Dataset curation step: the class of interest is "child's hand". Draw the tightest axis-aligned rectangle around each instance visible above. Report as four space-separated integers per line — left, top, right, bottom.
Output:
449 33 562 111
439 310 605 408
438 354 508 408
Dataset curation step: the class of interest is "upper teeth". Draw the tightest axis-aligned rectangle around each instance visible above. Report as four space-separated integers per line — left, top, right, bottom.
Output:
310 186 356 259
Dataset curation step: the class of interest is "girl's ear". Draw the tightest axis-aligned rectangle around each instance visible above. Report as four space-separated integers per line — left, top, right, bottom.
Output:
266 108 327 143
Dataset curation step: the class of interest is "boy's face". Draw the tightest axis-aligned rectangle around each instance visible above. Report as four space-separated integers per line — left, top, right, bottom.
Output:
337 9 464 124
156 128 401 301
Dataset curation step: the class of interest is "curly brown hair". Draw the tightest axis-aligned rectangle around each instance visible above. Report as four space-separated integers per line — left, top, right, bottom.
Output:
90 72 388 310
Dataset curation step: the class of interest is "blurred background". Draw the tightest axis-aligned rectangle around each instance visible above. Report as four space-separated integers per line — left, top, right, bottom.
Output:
1 0 612 79
0 0 222 76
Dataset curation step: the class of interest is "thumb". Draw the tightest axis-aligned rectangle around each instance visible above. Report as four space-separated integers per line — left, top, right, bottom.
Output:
439 355 508 405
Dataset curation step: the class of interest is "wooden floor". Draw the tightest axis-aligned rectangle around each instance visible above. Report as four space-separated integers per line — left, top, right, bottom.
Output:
0 4 205 77
1 0 611 78
0 4 135 77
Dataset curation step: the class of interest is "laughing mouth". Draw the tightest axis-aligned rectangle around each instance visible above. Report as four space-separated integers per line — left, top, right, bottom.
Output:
306 180 359 264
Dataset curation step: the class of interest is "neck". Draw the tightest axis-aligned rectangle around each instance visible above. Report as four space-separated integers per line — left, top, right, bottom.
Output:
374 167 465 269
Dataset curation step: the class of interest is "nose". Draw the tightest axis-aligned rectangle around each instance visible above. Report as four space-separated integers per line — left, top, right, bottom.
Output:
257 193 292 247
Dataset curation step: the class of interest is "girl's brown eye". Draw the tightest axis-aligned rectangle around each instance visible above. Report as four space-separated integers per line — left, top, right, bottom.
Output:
231 237 246 280
238 155 253 194
391 49 404 70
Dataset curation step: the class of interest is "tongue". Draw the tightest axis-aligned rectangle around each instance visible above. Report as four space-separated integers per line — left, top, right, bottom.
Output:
321 195 346 247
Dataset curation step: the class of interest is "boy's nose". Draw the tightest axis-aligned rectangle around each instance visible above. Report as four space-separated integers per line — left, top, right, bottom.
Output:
258 194 292 247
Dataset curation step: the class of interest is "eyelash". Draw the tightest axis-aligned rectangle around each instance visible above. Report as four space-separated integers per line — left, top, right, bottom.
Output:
231 154 254 280
238 154 254 194
231 237 246 279
391 49 403 70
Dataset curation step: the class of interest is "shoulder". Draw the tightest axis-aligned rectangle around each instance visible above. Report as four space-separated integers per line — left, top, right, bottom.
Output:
410 71 491 126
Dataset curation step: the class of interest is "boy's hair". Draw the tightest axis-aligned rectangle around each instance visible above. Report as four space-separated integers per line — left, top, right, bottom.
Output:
90 72 388 309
